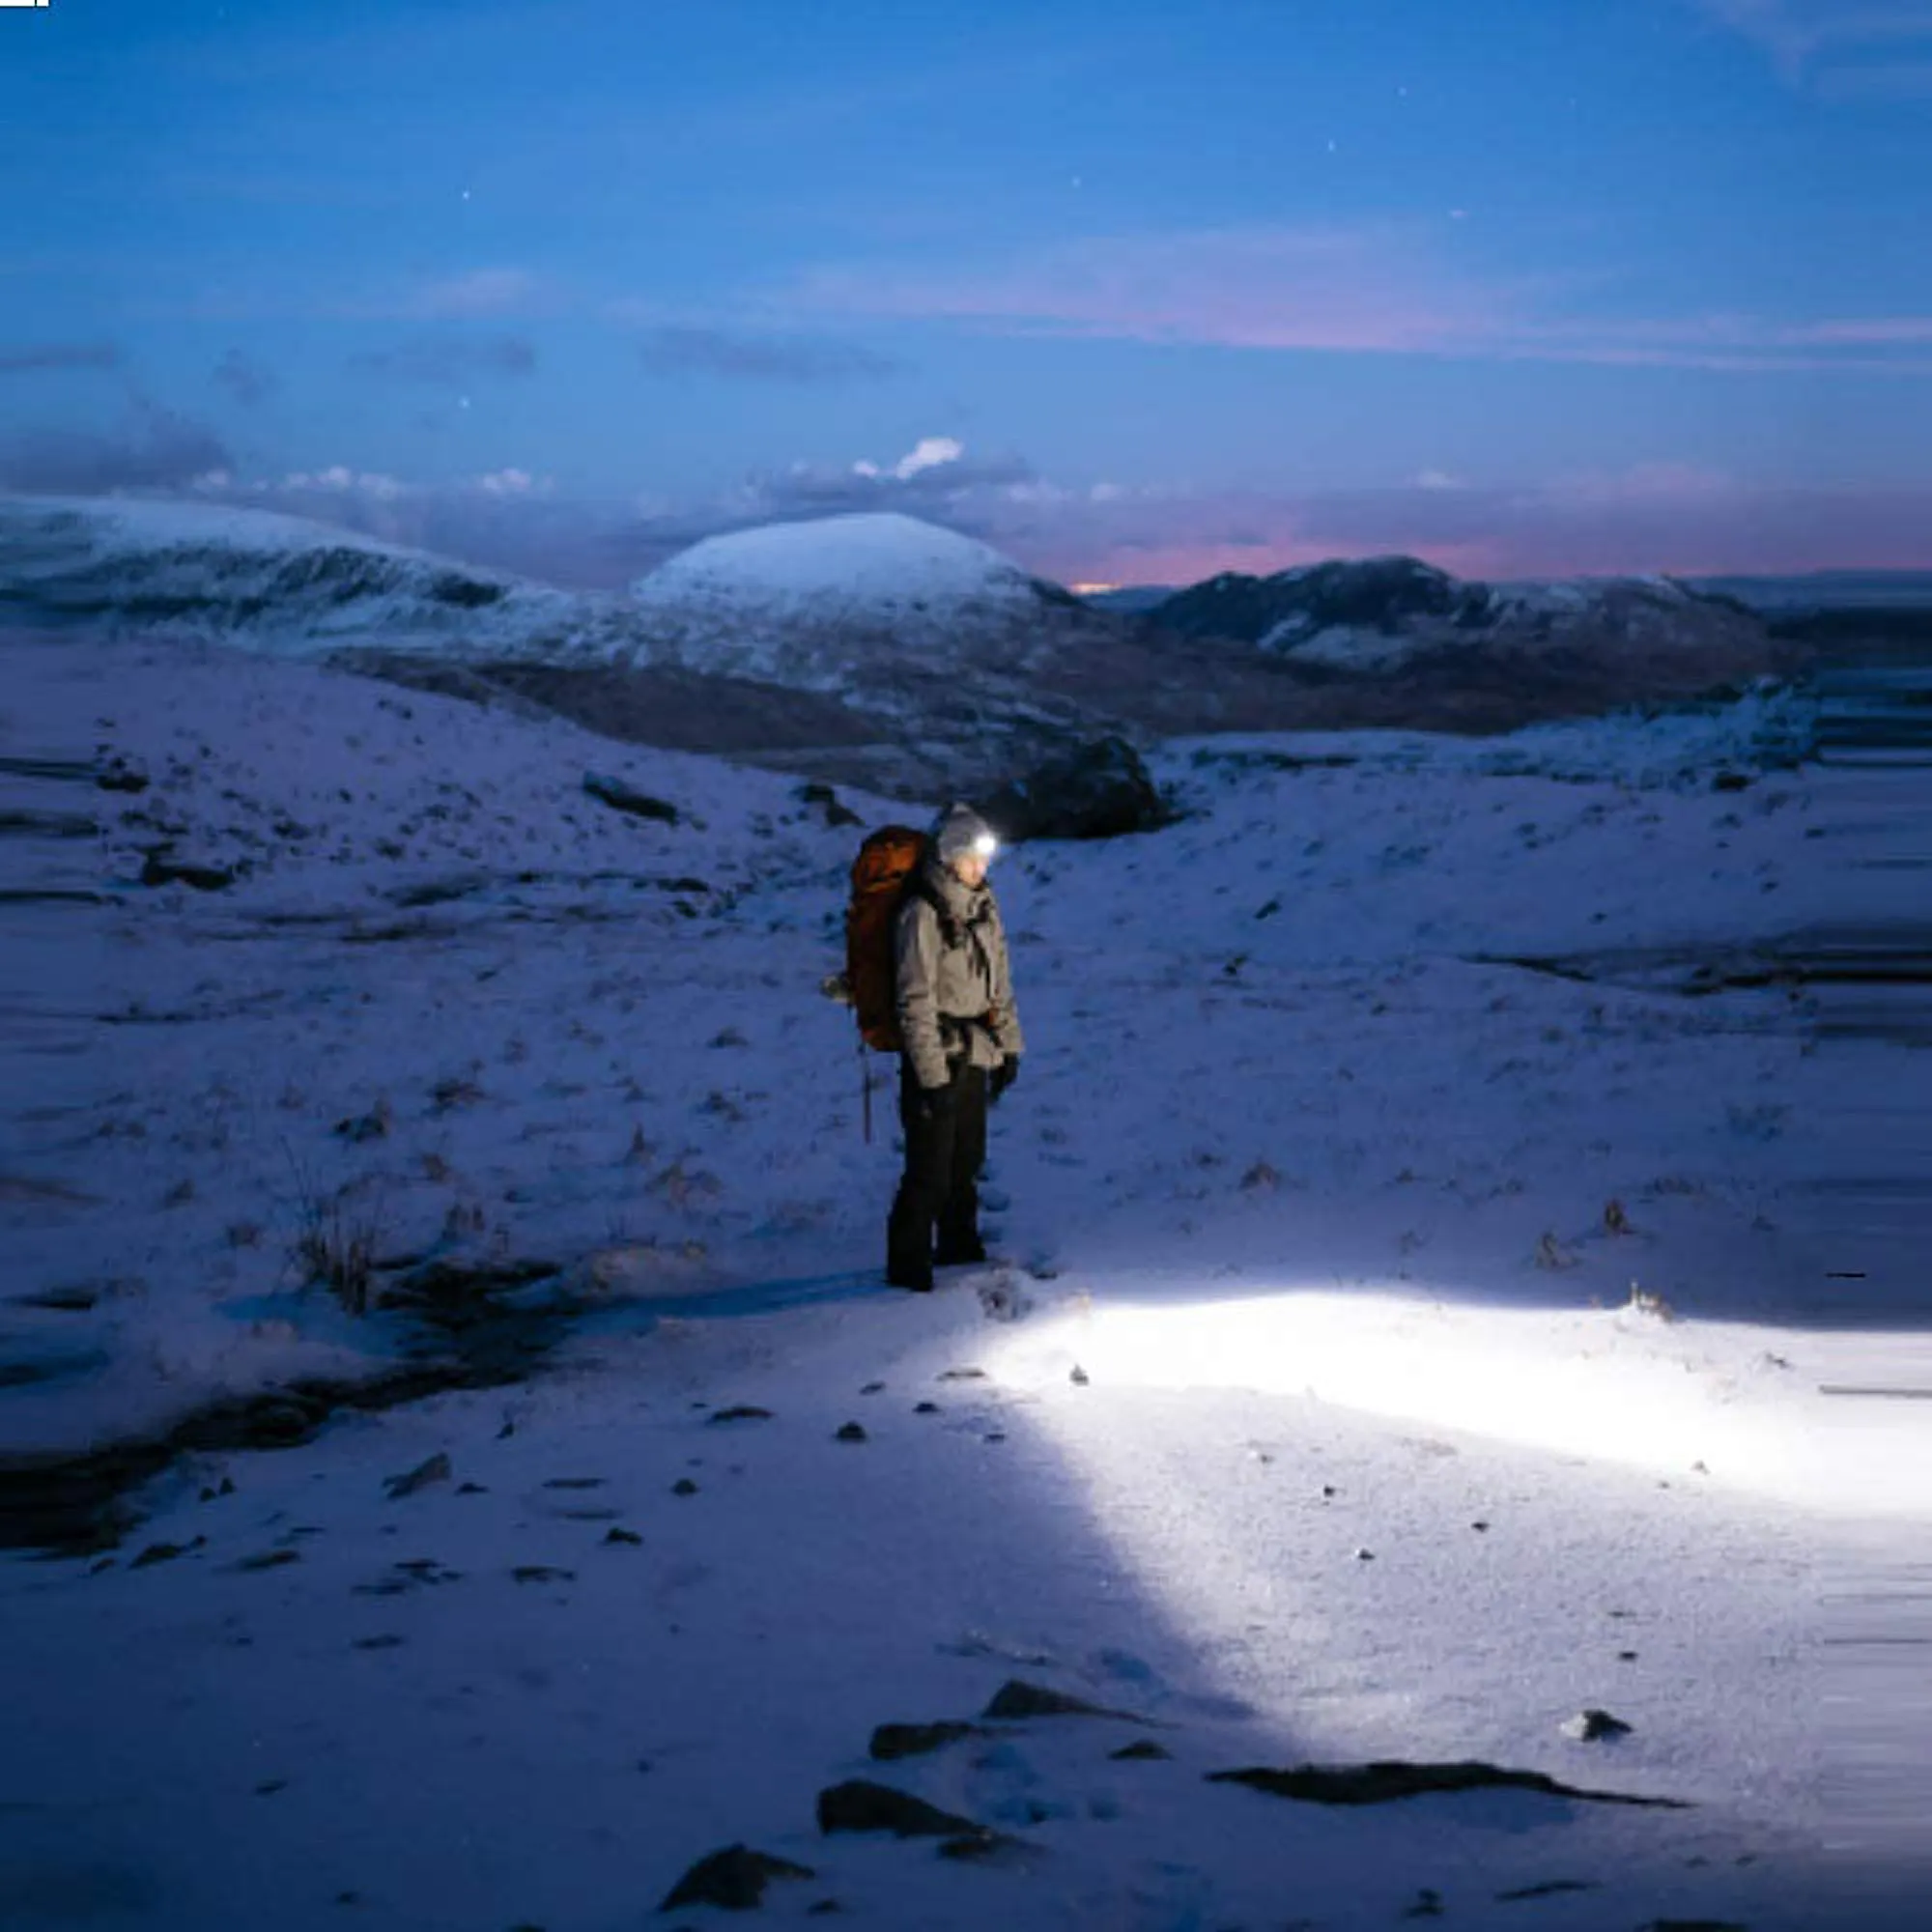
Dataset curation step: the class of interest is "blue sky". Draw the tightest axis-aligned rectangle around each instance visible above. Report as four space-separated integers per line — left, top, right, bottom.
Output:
4 0 1929 583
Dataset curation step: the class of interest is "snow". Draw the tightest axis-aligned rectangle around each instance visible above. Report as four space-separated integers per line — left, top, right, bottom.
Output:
632 513 1041 613
626 513 1052 689
2 633 1927 1928
1258 619 1428 670
0 493 639 664
8 493 454 564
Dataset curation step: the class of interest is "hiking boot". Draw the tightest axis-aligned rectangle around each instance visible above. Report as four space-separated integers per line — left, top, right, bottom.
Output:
934 1236 987 1267
886 1264 934 1293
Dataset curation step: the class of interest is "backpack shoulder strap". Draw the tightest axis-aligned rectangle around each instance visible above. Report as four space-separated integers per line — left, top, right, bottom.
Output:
905 870 964 950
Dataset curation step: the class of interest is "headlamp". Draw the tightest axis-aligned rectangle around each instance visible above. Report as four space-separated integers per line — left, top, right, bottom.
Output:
972 832 999 859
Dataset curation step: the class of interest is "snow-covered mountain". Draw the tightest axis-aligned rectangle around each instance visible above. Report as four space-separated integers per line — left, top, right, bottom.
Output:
2 497 1819 798
624 511 1089 690
0 494 644 661
1147 554 1776 675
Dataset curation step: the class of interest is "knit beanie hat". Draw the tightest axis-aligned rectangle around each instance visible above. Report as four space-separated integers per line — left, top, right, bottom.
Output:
932 802 999 865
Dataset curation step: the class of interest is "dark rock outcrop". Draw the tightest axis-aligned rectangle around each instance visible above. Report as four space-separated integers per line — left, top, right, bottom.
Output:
815 1779 985 1840
659 1843 815 1912
582 772 680 824
868 1720 987 1761
980 737 1173 842
1208 1758 1688 1808
981 1679 1145 1722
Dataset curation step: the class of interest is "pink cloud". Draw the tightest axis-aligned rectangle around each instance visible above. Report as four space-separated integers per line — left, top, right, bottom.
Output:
787 226 1932 374
984 468 1932 584
791 226 1520 357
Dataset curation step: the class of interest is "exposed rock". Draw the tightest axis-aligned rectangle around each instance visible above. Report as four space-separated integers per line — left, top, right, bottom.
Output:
708 1406 774 1425
981 1680 1143 1723
1208 1759 1687 1808
868 1721 987 1762
383 1452 451 1500
980 736 1173 842
96 756 150 793
796 781 863 829
815 1779 985 1840
582 771 680 824
936 1833 1033 1865
331 1099 392 1144
234 1548 300 1573
834 1421 868 1443
658 1843 815 1913
1561 1708 1634 1742
130 1537 205 1569
1109 1740 1172 1762
510 1565 575 1585
139 851 237 892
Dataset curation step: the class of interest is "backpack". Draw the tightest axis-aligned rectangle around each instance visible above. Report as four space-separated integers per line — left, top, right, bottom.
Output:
845 826 928 1052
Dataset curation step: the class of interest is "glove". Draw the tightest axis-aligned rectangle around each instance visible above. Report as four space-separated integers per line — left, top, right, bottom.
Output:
989 1056 1020 1104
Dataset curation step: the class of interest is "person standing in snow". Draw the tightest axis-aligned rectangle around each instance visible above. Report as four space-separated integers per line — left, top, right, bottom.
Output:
886 803 1024 1293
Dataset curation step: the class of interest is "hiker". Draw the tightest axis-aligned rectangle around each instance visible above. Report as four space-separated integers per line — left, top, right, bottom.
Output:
885 803 1024 1292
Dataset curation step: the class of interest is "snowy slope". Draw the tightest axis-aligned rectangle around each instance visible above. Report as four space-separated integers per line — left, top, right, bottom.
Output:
625 512 1080 690
3 633 1927 1930
0 494 646 662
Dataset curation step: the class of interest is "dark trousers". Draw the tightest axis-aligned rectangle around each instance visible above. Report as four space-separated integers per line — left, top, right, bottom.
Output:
887 1058 988 1284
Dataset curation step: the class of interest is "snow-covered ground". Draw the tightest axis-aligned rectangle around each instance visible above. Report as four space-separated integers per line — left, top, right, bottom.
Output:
2 635 1926 1929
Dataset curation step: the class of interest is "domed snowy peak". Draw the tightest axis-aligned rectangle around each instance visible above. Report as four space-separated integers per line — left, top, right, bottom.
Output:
628 513 1063 690
0 494 630 662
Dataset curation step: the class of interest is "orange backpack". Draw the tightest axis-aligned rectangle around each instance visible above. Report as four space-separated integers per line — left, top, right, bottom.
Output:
845 826 928 1052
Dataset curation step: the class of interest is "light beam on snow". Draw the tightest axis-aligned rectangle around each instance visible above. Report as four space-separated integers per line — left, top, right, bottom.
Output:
985 1286 1932 1520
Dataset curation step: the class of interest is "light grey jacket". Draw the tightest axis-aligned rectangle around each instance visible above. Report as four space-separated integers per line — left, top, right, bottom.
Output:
894 855 1025 1091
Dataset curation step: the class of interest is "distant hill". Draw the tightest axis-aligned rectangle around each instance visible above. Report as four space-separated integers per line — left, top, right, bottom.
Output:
0 497 1821 792
1140 554 1784 687
1080 584 1177 615
0 493 645 661
623 511 1090 691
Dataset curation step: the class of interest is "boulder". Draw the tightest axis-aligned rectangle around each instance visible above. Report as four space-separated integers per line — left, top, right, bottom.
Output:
582 772 680 824
980 736 1172 842
659 1844 815 1912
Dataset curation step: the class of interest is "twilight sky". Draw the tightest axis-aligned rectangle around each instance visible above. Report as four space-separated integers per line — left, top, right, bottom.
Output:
4 0 1930 586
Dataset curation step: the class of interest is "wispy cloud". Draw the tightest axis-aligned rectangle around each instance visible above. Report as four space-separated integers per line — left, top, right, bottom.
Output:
408 268 546 320
1693 0 1932 91
0 343 122 376
97 438 1932 587
790 225 1517 357
0 400 231 494
637 326 901 384
787 224 1932 374
347 335 538 387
